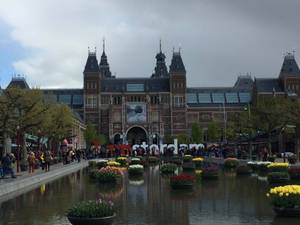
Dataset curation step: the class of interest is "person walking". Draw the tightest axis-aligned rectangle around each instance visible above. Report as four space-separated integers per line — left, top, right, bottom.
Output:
44 150 51 172
1 153 16 178
28 152 36 173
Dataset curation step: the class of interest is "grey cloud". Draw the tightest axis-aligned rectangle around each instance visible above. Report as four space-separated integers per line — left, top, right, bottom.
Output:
0 0 299 88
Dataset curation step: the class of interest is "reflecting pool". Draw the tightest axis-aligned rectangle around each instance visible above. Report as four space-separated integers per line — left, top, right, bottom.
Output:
0 166 299 225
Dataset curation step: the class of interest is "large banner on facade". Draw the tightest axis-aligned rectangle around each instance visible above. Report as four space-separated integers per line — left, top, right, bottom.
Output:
126 104 146 123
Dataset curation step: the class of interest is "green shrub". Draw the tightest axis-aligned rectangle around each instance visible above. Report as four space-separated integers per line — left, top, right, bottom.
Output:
223 158 238 169
67 199 115 218
160 163 177 173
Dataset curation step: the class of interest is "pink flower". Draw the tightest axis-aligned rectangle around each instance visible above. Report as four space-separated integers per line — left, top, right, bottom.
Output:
108 200 114 207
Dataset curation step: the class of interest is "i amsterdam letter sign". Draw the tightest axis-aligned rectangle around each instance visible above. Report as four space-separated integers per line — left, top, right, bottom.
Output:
105 139 204 155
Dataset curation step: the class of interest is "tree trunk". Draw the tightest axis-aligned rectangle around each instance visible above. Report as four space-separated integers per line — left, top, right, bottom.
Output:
22 132 28 160
2 131 8 156
249 140 252 160
268 133 272 155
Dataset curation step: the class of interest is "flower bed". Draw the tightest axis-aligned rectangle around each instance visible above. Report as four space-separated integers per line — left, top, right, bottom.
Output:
267 185 300 216
202 167 219 179
236 165 252 175
247 161 272 172
192 158 203 168
170 174 195 189
67 199 116 225
171 156 182 165
288 168 300 179
148 156 159 164
107 161 121 167
96 159 108 169
130 158 142 165
116 157 127 167
160 163 177 174
267 172 289 183
182 162 195 170
96 166 123 183
128 165 144 176
267 163 289 173
223 158 238 169
183 155 193 162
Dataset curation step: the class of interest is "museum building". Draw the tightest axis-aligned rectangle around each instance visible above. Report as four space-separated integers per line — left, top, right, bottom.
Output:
5 41 300 146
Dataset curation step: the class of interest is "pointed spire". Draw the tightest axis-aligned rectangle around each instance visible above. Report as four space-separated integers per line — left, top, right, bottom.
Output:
152 38 168 78
99 37 112 78
159 37 162 53
102 36 105 53
279 51 300 78
84 49 99 73
169 49 186 73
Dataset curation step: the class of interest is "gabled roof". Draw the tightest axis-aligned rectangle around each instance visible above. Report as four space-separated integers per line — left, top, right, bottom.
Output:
279 53 300 78
255 78 284 93
7 77 30 89
169 51 186 73
101 77 170 93
84 52 99 73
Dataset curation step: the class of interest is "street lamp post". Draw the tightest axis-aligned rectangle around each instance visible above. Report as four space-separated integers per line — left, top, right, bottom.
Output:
223 102 227 143
17 126 20 173
37 129 41 153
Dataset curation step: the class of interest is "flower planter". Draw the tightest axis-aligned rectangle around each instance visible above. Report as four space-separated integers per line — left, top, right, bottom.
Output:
68 213 116 225
171 183 193 189
273 207 300 217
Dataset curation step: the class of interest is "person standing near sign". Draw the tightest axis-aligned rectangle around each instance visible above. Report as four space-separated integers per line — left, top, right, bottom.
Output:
44 150 51 172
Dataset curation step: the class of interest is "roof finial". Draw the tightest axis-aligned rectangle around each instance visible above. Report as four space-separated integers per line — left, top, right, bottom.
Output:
159 37 162 53
88 46 90 53
179 43 182 54
172 46 175 54
102 36 106 53
292 49 296 56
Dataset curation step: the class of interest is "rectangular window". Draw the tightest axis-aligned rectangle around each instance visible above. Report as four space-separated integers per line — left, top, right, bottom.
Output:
126 83 144 92
151 96 159 104
59 95 71 104
225 93 238 103
174 96 184 107
113 96 122 105
239 92 251 103
212 93 225 103
101 95 110 104
187 93 197 103
73 95 83 105
198 93 211 103
87 96 96 108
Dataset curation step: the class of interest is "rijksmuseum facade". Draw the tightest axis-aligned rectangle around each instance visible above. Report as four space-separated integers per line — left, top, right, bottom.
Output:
5 41 300 146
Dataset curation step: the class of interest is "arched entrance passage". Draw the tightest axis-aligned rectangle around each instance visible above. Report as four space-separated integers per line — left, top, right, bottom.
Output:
126 126 148 145
113 133 121 145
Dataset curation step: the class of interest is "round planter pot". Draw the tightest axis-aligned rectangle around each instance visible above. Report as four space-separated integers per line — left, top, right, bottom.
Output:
68 213 116 225
171 183 193 189
273 207 300 217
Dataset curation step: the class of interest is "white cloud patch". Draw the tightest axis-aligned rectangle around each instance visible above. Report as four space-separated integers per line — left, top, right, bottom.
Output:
0 0 300 88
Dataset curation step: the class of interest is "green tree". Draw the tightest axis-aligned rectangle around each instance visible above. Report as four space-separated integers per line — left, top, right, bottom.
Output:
96 134 106 145
169 134 190 145
191 123 203 143
251 96 288 154
84 121 97 148
42 103 74 152
207 121 220 142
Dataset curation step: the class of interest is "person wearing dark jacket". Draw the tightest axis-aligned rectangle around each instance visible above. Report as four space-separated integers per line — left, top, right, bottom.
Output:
1 154 16 178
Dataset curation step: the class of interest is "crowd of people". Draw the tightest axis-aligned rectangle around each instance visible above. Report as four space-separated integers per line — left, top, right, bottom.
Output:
0 143 276 180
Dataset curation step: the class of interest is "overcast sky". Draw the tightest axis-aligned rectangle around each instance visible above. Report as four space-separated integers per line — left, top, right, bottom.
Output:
0 0 299 89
